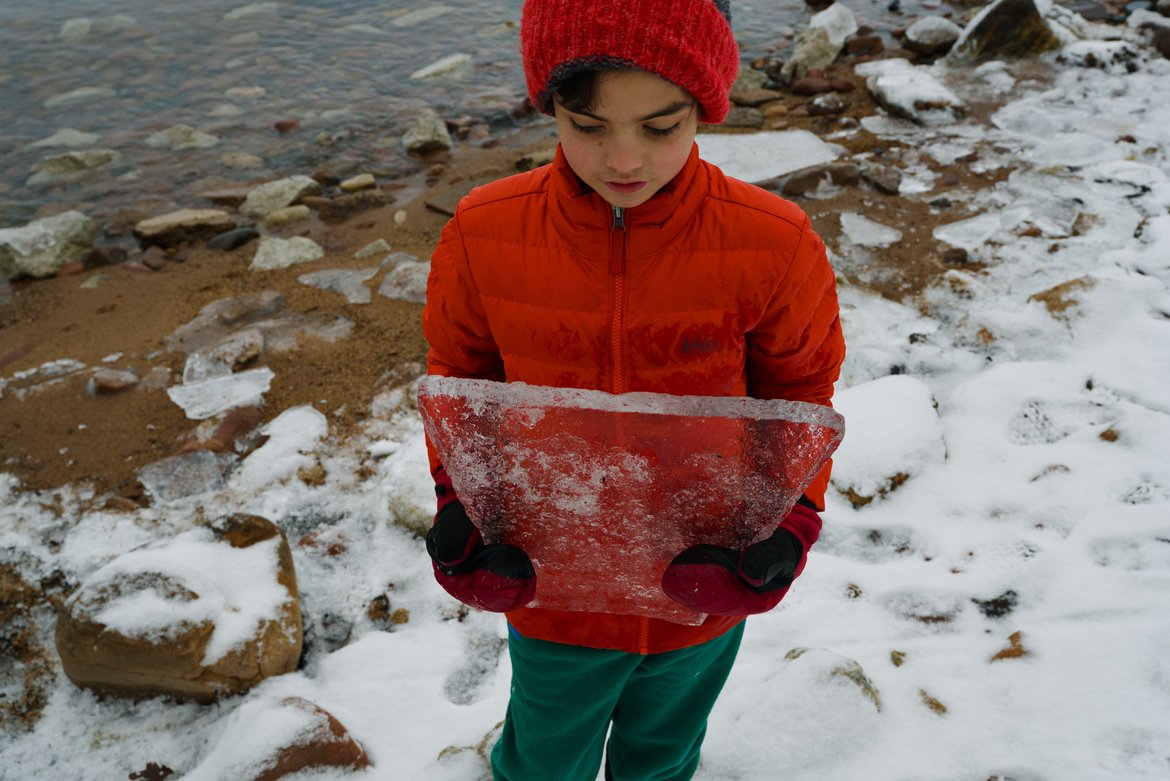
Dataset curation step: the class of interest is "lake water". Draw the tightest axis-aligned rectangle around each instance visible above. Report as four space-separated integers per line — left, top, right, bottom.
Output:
0 0 944 228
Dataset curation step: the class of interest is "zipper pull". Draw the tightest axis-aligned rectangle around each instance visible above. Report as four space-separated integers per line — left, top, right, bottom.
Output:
612 206 625 231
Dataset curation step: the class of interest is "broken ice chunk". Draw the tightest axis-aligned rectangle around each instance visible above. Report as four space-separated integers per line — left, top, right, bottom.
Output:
167 367 275 420
840 213 903 248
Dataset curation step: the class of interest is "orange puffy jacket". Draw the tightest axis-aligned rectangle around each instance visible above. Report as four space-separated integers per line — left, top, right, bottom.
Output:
423 142 844 654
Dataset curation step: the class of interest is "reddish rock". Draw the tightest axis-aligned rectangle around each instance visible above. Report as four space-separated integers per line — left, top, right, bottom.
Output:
791 77 833 95
730 87 784 106
302 189 392 223
87 368 140 396
274 119 300 134
847 35 885 56
56 262 85 276
830 78 856 93
142 246 168 270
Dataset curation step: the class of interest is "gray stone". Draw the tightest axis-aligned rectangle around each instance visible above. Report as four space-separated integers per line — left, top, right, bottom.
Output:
780 27 840 83
240 175 323 220
133 209 236 248
27 149 121 186
250 236 324 271
145 124 219 151
402 108 452 154
723 106 764 129
905 16 963 57
0 211 96 279
164 291 286 354
354 238 391 259
28 128 100 149
262 204 312 228
208 227 260 252
731 66 768 93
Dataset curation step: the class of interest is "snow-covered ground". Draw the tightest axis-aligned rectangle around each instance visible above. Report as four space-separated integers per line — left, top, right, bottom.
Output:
4 37 1170 781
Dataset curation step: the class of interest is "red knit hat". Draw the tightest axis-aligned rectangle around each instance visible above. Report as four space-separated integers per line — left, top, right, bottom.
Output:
520 0 740 124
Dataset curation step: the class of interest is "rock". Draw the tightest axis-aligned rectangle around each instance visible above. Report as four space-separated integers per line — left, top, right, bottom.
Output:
1058 39 1142 71
198 185 253 206
240 176 323 220
378 260 429 303
904 16 963 57
830 375 946 507
723 106 764 129
28 128 100 149
784 647 882 711
354 238 391 259
183 329 265 382
947 0 1063 65
86 368 139 397
403 108 452 154
44 86 116 109
1154 27 1170 59
261 205 312 228
791 77 834 95
188 696 371 780
339 173 376 193
781 27 840 83
142 246 168 270
208 227 261 252
133 209 236 248
845 34 885 56
855 58 966 124
1159 0 1170 15
222 152 264 169
54 514 302 702
164 292 286 354
410 53 473 80
809 2 859 48
861 163 902 194
301 189 390 222
731 66 768 93
730 87 783 106
273 118 300 134
59 18 93 41
83 245 128 268
943 247 970 264
173 406 262 456
780 163 859 197
145 124 219 151
0 211 96 280
27 149 121 186
250 236 324 271
806 92 848 115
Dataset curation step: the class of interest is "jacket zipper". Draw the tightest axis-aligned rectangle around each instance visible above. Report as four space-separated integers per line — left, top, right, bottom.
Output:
610 206 627 396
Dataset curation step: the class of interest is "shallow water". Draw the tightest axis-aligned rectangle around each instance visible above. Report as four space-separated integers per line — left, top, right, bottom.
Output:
0 0 945 228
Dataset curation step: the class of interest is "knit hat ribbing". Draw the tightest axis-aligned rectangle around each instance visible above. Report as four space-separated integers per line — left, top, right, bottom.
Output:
520 0 740 125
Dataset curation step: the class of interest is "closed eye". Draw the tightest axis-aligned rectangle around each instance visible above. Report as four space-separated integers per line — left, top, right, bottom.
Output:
569 117 603 134
646 122 682 138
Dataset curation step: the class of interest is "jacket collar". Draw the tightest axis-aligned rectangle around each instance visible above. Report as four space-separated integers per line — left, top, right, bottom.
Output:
549 142 708 260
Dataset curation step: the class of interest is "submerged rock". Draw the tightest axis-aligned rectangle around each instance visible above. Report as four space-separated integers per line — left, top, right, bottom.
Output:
27 149 121 186
145 124 220 151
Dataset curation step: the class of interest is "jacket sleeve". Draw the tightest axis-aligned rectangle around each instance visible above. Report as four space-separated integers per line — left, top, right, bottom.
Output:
422 212 506 478
746 213 844 512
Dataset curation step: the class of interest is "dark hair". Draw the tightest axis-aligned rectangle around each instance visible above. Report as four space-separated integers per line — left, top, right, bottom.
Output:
553 68 700 116
553 69 605 114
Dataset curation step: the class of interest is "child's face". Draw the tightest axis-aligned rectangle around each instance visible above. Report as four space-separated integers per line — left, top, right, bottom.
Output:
554 69 698 210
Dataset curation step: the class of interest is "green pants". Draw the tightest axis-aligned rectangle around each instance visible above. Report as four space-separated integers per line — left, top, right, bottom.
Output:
491 623 744 781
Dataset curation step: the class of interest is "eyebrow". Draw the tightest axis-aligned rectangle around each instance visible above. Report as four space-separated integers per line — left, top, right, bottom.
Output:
572 101 692 123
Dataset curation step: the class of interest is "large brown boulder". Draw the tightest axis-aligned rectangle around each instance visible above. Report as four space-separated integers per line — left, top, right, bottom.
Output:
947 0 1063 65
55 514 302 702
187 697 371 780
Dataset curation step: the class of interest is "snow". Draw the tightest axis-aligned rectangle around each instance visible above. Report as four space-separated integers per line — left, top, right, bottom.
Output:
4 31 1170 781
70 528 288 666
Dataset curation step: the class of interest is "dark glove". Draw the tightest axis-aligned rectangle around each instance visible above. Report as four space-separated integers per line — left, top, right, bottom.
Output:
661 504 817 616
426 500 536 613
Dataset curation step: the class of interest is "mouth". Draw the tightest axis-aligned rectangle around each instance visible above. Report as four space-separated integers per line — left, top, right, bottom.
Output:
605 180 647 194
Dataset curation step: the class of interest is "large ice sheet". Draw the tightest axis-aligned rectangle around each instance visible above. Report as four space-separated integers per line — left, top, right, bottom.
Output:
417 377 844 625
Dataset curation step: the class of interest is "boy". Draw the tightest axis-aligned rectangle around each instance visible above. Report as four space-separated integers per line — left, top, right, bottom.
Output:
422 1 843 778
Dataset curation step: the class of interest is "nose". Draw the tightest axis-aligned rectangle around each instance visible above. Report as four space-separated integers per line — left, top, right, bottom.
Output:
605 136 642 177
